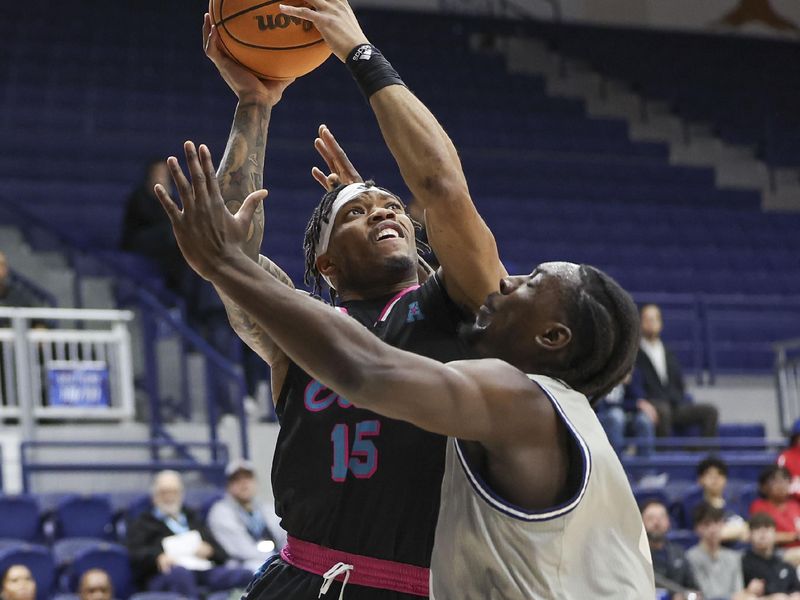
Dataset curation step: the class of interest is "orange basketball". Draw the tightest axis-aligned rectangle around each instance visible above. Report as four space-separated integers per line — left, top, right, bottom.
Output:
209 0 332 81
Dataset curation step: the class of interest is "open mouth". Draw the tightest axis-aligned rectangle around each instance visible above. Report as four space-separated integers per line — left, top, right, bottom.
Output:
373 223 405 243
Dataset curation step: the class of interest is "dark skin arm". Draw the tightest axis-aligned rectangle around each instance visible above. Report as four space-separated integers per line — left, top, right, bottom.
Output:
280 0 507 312
155 141 571 511
203 14 293 398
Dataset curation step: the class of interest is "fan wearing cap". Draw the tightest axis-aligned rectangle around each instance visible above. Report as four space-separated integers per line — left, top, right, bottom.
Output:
186 2 504 600
208 460 286 572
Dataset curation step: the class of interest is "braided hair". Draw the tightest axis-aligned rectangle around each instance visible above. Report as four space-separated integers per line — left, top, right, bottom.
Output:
302 181 430 300
550 265 640 404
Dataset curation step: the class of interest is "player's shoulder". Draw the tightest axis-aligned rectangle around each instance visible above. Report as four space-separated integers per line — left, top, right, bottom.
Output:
449 359 546 400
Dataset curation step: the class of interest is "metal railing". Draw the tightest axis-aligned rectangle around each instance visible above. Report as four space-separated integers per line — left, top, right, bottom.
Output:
0 198 253 461
776 338 800 434
0 308 135 439
20 440 228 494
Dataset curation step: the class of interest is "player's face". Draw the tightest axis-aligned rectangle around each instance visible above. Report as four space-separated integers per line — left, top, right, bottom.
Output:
462 262 579 368
2 565 35 600
321 191 418 291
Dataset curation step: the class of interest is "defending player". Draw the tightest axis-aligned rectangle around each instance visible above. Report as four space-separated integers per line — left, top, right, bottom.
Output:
202 3 505 599
155 141 657 600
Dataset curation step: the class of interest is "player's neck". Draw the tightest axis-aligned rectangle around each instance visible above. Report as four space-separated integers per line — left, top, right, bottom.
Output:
337 276 419 303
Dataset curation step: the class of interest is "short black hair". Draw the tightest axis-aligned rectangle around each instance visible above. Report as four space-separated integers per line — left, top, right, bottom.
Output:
749 512 776 530
302 181 429 299
759 465 791 488
553 265 640 402
639 498 667 514
697 455 729 478
693 501 725 526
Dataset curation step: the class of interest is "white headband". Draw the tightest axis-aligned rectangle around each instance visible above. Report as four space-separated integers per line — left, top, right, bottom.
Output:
315 183 397 289
315 183 396 256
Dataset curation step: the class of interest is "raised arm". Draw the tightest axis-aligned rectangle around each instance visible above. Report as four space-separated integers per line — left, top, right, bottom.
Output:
280 1 506 312
203 14 294 395
155 142 544 446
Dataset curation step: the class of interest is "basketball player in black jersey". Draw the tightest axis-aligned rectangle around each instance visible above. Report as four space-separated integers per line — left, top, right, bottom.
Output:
156 142 654 599
201 1 505 598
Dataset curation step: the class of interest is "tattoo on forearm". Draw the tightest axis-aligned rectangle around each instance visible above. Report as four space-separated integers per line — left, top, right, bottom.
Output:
218 255 294 365
217 102 271 258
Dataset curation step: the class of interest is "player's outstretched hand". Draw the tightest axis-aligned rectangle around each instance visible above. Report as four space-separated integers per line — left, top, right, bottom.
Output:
279 1 369 62
311 124 363 191
203 12 294 105
154 141 267 281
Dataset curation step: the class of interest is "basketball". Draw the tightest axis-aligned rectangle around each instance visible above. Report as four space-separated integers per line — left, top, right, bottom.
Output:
209 0 332 80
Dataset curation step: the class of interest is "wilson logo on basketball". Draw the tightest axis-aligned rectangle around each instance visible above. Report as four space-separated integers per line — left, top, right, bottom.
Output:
254 14 314 33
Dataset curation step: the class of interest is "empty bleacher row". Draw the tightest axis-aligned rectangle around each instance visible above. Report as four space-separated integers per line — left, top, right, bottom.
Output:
523 21 800 168
1 3 799 379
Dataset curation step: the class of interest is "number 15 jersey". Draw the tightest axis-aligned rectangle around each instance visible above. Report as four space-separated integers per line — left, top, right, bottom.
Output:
271 273 471 568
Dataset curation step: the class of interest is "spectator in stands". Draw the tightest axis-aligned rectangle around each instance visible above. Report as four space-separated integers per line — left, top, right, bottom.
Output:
0 252 43 321
120 159 187 295
78 569 113 600
208 459 285 571
126 470 252 597
750 465 800 565
0 565 35 600
641 499 700 595
778 418 800 500
686 502 759 599
637 303 719 437
742 512 800 598
595 369 655 456
695 455 749 543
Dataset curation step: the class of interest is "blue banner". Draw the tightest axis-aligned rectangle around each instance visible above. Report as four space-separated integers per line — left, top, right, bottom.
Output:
47 361 111 408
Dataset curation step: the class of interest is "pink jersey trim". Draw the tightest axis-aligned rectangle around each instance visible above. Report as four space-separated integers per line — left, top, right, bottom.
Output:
378 285 421 322
280 536 429 597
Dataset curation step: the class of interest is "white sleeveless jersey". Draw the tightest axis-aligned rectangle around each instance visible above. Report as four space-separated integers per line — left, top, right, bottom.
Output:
429 374 654 599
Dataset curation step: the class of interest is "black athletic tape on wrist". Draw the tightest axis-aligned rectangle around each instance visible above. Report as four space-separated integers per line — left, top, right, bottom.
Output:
346 44 406 100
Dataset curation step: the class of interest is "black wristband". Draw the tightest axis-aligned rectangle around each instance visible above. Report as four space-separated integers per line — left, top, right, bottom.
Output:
346 44 406 100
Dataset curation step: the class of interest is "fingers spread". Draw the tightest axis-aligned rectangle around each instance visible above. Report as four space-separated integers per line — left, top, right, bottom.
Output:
154 184 182 223
238 189 269 225
184 141 208 204
198 144 222 199
166 156 193 210
311 166 329 190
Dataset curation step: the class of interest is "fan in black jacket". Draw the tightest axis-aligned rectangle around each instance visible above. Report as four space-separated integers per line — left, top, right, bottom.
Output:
126 471 252 597
637 304 718 437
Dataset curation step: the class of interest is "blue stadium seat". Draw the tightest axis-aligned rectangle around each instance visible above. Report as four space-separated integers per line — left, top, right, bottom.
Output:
0 544 56 600
64 543 133 600
0 496 41 542
53 495 114 540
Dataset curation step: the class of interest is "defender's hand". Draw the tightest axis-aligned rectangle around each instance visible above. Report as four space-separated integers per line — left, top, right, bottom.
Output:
311 124 363 191
154 141 267 281
203 12 294 105
279 1 369 62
